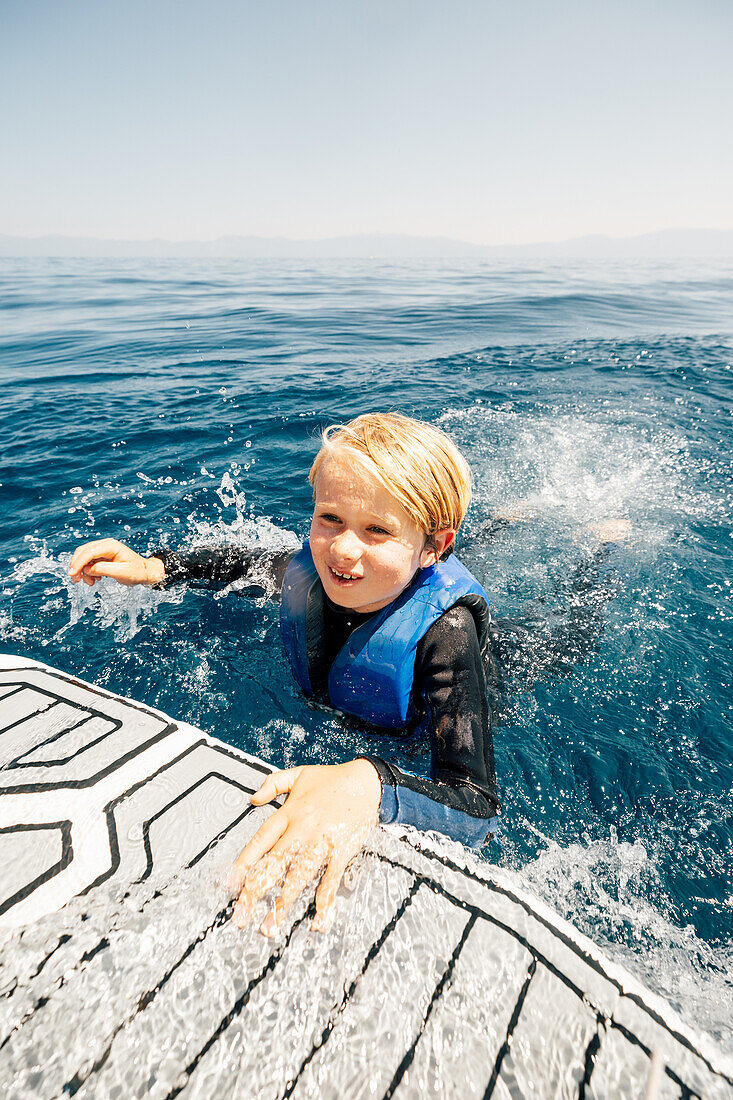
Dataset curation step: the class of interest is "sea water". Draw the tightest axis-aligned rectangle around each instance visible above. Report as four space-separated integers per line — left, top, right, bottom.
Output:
1 256 731 1050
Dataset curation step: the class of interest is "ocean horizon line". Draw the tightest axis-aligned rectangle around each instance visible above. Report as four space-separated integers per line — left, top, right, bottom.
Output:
2 227 733 259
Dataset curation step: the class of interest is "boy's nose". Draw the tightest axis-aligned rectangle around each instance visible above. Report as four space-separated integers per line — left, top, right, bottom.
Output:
331 530 361 564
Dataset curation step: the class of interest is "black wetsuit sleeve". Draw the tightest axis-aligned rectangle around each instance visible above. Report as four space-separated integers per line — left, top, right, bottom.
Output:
154 545 294 598
361 604 501 849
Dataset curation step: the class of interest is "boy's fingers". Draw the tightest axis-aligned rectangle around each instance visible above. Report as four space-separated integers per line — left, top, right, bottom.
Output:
69 539 120 575
70 554 114 580
312 853 351 933
86 561 137 580
70 551 104 577
69 544 98 573
231 810 288 887
262 853 321 936
342 855 362 893
233 849 290 927
250 767 303 806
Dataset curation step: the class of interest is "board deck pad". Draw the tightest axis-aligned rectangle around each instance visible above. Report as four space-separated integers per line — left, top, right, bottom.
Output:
0 655 731 1100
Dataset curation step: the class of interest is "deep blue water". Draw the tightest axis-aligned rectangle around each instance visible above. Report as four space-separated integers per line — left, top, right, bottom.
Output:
1 257 732 1044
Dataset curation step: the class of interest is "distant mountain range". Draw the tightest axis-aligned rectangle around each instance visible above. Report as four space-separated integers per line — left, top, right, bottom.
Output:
1 228 732 258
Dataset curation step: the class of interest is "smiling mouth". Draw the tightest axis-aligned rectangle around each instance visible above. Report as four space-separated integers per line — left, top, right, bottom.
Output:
328 566 362 583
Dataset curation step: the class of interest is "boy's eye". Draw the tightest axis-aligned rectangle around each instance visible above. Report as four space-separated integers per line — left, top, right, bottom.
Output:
368 526 391 536
320 513 341 524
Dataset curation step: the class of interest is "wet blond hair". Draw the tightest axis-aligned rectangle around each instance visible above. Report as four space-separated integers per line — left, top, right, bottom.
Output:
309 412 472 539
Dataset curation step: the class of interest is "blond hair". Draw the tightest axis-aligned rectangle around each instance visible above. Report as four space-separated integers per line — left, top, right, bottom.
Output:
309 412 472 538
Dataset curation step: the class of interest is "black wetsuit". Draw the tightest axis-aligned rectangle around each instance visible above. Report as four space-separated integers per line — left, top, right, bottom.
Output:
156 533 619 847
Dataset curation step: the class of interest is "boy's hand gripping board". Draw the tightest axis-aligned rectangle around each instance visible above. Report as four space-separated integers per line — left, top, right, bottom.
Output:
0 654 731 1099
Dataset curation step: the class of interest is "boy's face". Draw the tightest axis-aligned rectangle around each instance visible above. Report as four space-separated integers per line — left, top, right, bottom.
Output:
309 454 438 613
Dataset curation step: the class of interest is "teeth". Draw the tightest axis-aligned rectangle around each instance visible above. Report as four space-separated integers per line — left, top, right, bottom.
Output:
332 569 357 580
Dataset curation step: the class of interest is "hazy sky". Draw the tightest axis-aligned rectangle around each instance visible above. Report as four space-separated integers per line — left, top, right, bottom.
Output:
2 0 731 244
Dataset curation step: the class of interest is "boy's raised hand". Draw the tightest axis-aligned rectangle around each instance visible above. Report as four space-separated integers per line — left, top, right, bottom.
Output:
230 760 382 937
69 538 165 587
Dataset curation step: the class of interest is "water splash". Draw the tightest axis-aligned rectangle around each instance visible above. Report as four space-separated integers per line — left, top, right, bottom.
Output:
442 402 714 544
5 539 185 644
186 470 300 553
3 469 299 642
510 828 733 1052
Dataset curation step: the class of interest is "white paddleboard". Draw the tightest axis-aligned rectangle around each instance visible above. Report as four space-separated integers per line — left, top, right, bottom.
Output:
0 654 731 1099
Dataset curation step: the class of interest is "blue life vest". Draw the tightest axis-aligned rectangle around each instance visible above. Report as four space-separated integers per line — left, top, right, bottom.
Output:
280 543 491 729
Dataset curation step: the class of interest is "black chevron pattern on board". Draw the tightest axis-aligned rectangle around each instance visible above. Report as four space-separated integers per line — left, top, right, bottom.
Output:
0 669 176 793
0 821 73 915
0 667 273 925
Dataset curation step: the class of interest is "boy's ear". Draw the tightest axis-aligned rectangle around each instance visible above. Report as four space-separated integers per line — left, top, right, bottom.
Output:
421 529 456 567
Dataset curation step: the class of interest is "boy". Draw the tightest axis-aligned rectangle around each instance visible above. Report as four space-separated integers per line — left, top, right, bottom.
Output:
69 413 617 936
